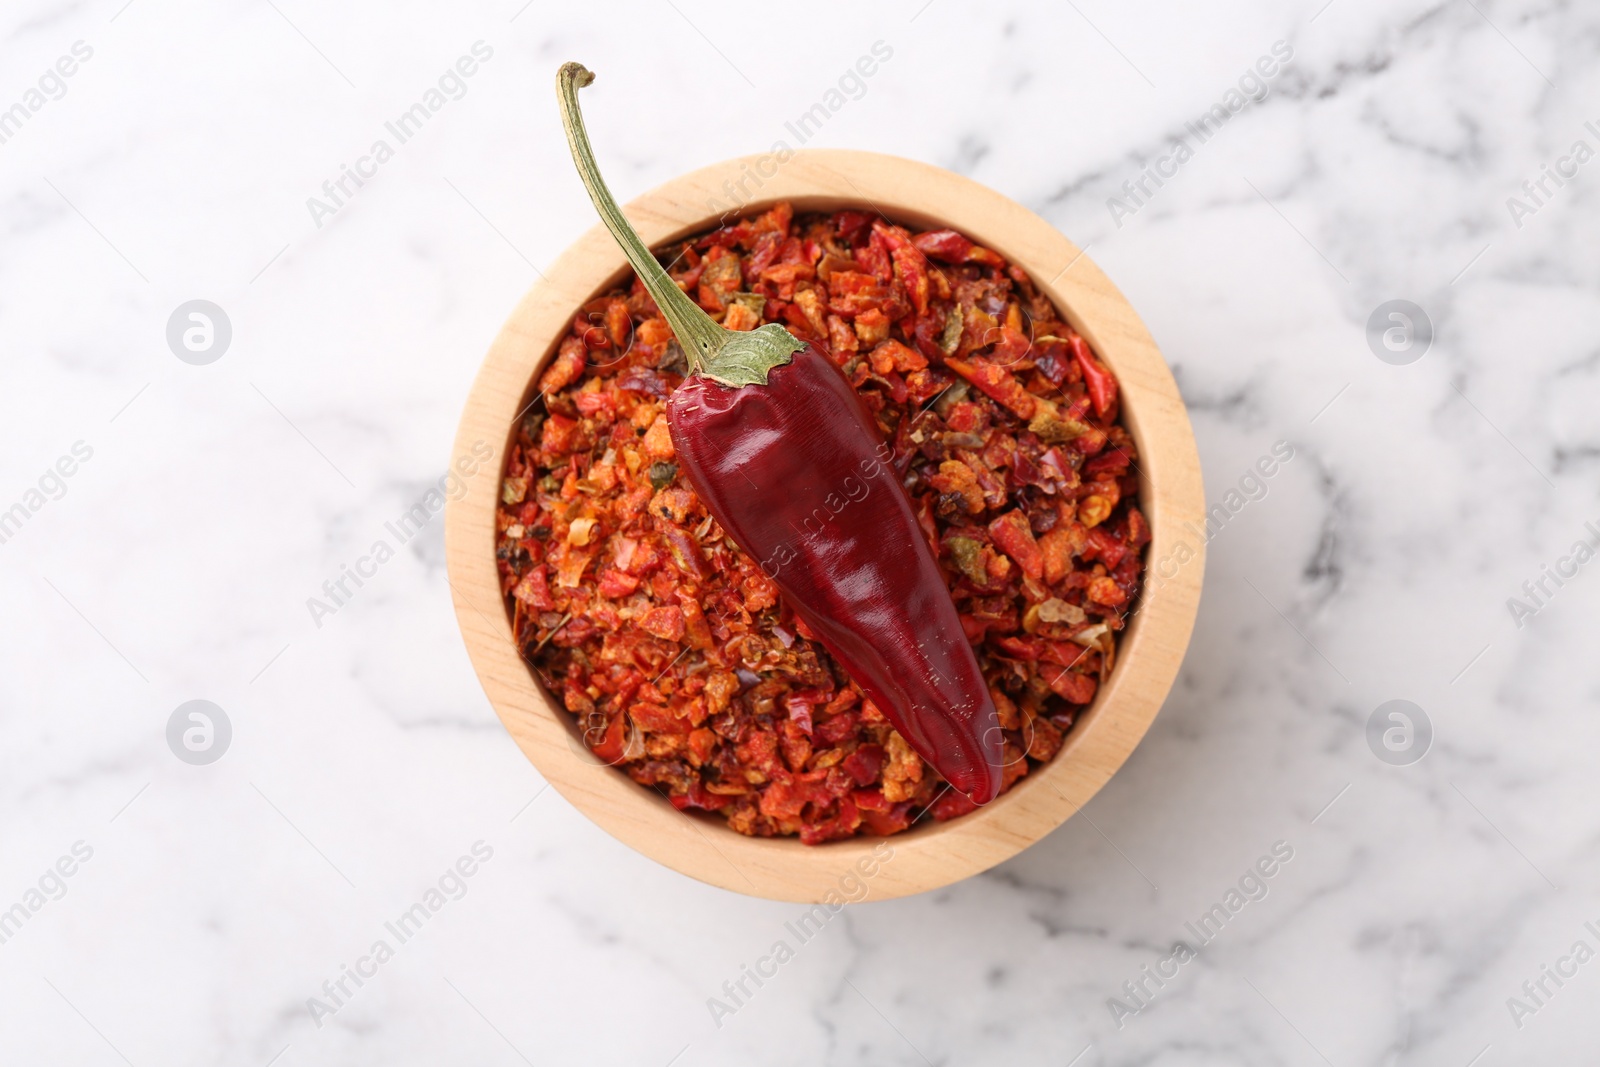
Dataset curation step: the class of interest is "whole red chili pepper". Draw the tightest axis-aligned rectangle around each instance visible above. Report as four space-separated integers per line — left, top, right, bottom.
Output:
558 64 1003 803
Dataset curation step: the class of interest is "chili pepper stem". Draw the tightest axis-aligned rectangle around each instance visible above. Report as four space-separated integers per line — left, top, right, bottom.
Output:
557 63 802 388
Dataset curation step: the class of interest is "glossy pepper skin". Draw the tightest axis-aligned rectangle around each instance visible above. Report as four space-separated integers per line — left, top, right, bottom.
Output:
557 62 1004 804
667 343 1005 804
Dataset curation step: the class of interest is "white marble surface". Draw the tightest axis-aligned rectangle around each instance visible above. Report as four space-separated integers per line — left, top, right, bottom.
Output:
3 0 1598 1063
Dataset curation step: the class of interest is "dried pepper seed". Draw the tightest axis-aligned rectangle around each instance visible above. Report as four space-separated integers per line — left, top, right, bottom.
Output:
648 461 678 490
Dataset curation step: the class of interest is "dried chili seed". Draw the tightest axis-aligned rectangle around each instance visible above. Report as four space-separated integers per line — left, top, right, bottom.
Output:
648 461 677 490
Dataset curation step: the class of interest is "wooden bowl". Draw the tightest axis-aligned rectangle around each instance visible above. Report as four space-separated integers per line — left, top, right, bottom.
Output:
446 150 1204 902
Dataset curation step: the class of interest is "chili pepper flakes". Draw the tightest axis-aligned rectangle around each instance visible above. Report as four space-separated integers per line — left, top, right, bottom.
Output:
496 202 1148 843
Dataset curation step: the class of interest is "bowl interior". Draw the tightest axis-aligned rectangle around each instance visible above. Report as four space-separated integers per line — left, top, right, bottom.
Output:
446 150 1205 901
507 195 1154 828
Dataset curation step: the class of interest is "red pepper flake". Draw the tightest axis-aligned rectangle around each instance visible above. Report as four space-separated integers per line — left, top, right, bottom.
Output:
853 787 892 812
1043 665 1098 704
785 690 828 736
1087 575 1128 608
596 567 640 599
890 245 930 315
841 743 886 786
855 232 892 282
511 566 556 611
496 202 1144 843
632 703 692 735
910 228 1006 268
1083 526 1127 570
910 229 974 262
1070 334 1118 418
676 592 715 649
987 510 1043 580
860 802 913 836
815 710 859 745
853 307 890 347
867 339 928 375
944 356 1037 420
540 336 588 394
929 788 979 822
928 460 986 516
642 414 675 459
1038 525 1084 585
988 326 1032 368
671 780 731 812
589 713 629 764
638 606 686 642
540 413 579 455
798 796 861 845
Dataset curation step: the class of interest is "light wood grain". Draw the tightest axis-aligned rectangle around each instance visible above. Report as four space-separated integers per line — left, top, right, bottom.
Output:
445 150 1205 902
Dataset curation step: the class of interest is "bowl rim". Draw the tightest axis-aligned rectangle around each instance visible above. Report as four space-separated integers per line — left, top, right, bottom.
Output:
445 148 1205 902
